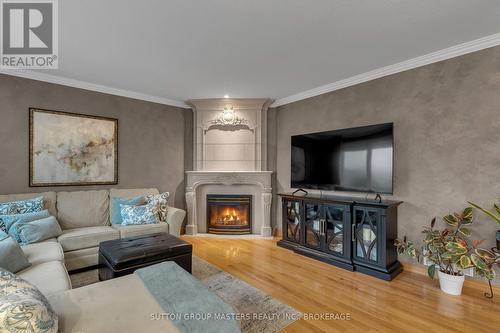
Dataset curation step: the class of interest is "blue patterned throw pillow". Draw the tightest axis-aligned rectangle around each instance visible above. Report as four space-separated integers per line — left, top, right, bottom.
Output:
120 203 160 225
0 196 44 215
0 210 51 243
111 196 144 224
0 268 58 333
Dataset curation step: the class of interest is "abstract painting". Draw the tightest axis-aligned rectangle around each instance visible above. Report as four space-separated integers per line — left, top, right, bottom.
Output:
30 108 118 186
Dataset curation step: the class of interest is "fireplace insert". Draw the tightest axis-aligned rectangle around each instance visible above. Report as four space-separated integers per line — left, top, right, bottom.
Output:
206 194 252 234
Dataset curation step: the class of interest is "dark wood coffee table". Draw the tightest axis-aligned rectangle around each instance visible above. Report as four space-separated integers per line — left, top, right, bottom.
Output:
98 233 192 281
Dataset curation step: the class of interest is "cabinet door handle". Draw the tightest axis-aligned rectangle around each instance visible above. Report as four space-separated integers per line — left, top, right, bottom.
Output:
322 219 326 235
352 224 356 242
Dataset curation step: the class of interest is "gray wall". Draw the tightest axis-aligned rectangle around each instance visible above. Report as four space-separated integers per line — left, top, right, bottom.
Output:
0 74 188 209
274 46 500 274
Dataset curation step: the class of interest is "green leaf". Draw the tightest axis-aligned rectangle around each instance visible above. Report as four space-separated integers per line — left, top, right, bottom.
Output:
451 255 461 264
441 251 454 259
427 265 436 279
458 227 471 237
443 214 459 226
471 253 487 270
459 255 471 269
462 207 473 221
485 269 496 280
475 248 496 261
445 242 467 255
460 218 473 225
494 203 500 216
468 201 500 225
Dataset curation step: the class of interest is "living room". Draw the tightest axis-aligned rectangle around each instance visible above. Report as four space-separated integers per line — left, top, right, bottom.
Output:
0 1 499 333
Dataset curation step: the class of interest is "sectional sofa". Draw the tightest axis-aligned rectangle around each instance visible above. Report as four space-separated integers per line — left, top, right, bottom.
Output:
0 188 186 296
1 189 241 332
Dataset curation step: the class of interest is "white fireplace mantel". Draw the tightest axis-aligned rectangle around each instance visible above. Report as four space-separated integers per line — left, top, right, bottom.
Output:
185 171 273 236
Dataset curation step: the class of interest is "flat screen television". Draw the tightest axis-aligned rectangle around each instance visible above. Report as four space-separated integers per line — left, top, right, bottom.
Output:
291 123 393 194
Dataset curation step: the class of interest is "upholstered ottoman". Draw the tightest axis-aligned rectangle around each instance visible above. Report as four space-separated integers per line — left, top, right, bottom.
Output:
98 233 192 281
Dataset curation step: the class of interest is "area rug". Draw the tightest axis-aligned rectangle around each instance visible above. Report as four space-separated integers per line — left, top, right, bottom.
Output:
70 256 301 333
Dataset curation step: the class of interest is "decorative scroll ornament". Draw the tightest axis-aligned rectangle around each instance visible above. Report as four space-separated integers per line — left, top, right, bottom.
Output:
210 106 249 126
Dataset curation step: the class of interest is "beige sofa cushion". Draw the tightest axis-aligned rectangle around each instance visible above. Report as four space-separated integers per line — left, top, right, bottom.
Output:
109 188 159 221
22 241 64 265
48 274 178 333
64 247 99 271
18 261 72 296
58 226 119 252
0 192 57 216
112 222 168 239
57 190 110 229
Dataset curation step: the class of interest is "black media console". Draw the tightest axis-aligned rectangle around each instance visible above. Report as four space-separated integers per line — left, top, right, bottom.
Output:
277 193 403 280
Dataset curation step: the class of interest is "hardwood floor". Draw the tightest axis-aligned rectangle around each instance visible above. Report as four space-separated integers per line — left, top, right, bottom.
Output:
182 236 500 333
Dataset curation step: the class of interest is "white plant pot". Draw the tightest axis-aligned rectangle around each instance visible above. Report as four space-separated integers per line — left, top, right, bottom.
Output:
438 270 465 296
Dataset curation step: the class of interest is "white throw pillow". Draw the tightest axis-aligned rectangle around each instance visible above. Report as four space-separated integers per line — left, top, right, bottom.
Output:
0 268 58 333
145 192 169 221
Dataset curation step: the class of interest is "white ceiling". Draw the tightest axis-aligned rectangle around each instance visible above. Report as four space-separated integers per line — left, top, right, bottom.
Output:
9 0 500 107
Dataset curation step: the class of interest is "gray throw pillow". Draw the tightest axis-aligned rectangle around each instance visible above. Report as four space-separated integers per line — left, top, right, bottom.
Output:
18 216 62 245
0 235 31 273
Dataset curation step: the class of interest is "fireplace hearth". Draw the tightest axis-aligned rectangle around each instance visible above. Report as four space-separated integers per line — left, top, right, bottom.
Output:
207 195 252 235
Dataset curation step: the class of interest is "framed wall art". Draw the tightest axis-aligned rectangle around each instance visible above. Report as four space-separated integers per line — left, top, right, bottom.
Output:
29 108 118 186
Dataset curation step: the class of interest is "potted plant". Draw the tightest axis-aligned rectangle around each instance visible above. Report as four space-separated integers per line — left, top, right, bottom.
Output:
468 201 500 251
395 207 498 296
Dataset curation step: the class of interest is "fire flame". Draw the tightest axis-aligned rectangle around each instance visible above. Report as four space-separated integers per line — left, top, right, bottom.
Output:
223 208 240 223
212 207 247 225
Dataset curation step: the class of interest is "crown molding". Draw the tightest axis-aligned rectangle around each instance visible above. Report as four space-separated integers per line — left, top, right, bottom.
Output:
271 32 500 107
0 69 189 109
186 98 272 111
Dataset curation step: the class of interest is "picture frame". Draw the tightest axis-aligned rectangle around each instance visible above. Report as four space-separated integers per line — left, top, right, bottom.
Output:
29 108 118 186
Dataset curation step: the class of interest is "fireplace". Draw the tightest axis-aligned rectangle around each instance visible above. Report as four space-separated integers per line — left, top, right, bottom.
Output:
206 194 252 234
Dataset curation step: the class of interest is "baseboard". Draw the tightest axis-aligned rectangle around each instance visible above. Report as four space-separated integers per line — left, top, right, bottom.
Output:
402 262 499 289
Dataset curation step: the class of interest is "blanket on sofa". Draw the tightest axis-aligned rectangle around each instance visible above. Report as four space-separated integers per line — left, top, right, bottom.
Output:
135 262 241 333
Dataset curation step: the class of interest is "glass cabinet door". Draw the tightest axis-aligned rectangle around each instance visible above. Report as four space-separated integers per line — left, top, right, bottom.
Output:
285 200 301 243
354 208 379 263
304 203 322 249
324 205 345 256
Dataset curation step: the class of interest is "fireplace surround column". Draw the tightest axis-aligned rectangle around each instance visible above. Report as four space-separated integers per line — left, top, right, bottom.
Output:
185 190 197 235
261 192 273 237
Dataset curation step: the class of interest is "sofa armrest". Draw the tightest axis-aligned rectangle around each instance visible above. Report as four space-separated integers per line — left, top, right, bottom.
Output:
165 206 186 237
